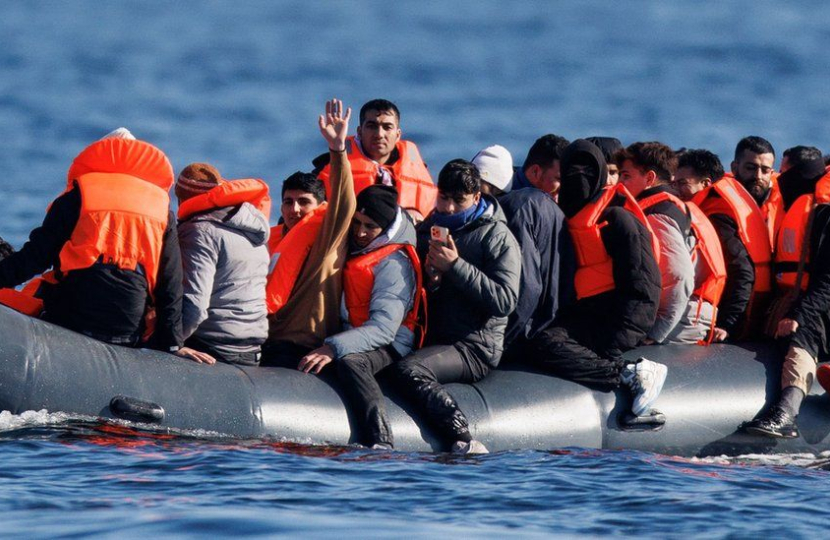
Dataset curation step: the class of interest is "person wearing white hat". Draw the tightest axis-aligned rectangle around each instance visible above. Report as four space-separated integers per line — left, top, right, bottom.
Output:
472 145 514 196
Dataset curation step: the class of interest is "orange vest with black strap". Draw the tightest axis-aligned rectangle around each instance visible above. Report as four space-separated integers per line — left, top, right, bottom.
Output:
318 136 437 217
178 179 271 221
343 243 427 347
773 172 830 291
568 184 661 300
0 271 58 317
265 203 327 314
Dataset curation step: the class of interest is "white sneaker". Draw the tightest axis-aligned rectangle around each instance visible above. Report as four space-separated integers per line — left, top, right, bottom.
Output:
620 357 668 417
451 439 489 455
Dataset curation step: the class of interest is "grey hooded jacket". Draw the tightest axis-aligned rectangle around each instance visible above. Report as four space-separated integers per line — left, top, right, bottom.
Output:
178 202 270 355
325 209 418 359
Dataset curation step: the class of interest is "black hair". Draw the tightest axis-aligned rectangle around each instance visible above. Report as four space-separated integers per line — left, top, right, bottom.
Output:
437 159 481 196
677 148 725 181
281 171 326 203
522 134 570 172
0 236 13 260
734 136 775 161
783 145 823 168
585 136 623 166
359 99 400 125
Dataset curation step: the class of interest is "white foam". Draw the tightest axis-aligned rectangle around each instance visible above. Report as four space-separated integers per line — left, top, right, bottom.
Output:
0 409 76 430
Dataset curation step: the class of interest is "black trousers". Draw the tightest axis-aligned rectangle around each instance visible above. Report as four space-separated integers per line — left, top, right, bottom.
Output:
394 344 490 445
259 341 312 368
335 347 400 447
528 325 624 392
185 336 261 366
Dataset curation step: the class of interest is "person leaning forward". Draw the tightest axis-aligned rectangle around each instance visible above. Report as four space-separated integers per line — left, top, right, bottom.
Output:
262 99 357 365
0 128 213 363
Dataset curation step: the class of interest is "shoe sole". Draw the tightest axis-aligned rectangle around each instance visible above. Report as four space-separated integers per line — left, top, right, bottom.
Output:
744 425 798 439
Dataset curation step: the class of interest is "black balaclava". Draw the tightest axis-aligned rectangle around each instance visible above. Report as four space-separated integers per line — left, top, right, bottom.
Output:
558 139 608 219
778 155 826 211
585 136 623 166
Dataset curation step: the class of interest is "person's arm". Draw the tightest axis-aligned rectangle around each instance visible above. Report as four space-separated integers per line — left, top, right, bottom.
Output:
789 207 830 329
503 204 544 342
0 187 80 288
178 223 219 340
601 208 662 358
151 211 185 352
709 214 754 337
646 215 695 343
324 252 416 359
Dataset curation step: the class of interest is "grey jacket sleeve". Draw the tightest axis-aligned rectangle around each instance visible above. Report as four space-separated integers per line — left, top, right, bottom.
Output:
445 224 521 318
325 251 416 359
647 214 695 343
178 223 219 341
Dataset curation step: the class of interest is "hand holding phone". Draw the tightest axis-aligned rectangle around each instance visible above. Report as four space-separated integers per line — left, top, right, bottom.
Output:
431 225 449 246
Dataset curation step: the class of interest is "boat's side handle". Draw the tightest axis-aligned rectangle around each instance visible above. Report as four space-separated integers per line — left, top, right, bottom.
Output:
109 395 165 423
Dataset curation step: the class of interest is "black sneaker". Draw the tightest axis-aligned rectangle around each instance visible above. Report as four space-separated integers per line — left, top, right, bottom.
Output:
744 406 799 439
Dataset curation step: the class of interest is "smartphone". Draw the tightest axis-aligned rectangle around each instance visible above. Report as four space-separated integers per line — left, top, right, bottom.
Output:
431 225 449 245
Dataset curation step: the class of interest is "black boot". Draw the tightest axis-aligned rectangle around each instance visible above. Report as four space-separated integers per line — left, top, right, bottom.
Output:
744 405 799 439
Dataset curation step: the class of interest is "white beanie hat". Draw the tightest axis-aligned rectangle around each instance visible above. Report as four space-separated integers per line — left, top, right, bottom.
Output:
100 127 136 141
472 145 514 192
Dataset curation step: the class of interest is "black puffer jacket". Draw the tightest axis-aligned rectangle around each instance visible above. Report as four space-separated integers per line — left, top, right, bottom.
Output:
416 195 521 367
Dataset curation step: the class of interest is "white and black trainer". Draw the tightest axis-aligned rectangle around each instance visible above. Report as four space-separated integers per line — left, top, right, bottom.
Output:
620 357 668 417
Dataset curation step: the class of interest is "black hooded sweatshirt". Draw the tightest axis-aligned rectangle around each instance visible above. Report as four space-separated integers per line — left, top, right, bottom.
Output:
557 140 661 359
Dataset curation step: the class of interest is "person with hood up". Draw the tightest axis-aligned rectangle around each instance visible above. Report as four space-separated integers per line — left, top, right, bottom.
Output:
394 159 521 454
530 140 666 418
586 136 624 186
297 185 423 449
0 128 212 364
745 146 830 438
175 163 271 366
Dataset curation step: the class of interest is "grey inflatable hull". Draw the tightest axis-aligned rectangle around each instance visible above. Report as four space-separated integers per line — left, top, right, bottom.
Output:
1 305 828 457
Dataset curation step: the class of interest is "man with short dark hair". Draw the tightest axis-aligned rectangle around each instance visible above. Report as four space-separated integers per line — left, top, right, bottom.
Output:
512 134 570 197
394 159 521 454
674 149 725 202
313 98 436 220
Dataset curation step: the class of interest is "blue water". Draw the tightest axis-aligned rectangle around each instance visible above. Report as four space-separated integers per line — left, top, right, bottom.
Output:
3 0 830 536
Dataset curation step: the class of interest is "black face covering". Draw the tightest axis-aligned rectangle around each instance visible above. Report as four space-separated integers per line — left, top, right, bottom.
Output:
778 156 826 211
558 140 608 219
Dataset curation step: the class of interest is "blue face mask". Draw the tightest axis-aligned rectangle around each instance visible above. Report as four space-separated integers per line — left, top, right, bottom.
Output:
433 197 489 231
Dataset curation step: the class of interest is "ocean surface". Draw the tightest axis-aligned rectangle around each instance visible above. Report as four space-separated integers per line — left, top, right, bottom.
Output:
2 0 830 536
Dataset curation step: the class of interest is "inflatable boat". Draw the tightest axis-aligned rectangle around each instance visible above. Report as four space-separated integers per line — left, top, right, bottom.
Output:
0 305 828 457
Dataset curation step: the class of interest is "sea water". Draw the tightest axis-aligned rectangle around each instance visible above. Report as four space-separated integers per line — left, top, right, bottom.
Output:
2 1 830 536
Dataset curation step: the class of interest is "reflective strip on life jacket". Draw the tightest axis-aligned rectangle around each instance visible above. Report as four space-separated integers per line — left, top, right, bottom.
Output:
318 136 437 218
343 243 426 347
568 184 661 300
58 173 170 296
265 203 328 314
178 178 271 221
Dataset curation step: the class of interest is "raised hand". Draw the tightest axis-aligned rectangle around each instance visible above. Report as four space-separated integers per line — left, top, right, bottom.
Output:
318 98 352 152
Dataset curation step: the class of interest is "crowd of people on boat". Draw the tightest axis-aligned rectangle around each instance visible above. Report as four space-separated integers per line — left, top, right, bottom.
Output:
1 97 829 454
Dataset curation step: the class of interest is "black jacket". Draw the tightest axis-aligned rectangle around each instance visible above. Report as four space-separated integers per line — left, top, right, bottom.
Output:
499 187 575 346
708 213 754 336
416 196 521 368
0 185 183 350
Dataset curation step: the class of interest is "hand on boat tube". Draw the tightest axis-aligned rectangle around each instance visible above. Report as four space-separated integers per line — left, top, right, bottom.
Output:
175 347 217 365
775 318 799 338
298 344 335 374
711 327 729 343
318 98 351 153
427 235 459 273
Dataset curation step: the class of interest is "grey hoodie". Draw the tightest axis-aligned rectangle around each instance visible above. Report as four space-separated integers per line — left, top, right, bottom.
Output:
325 209 418 359
178 202 270 355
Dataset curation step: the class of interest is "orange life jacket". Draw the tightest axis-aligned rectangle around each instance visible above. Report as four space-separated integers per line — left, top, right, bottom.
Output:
773 172 830 290
568 184 661 300
65 138 174 194
318 136 437 218
343 243 427 347
0 271 58 317
265 203 327 314
178 178 271 221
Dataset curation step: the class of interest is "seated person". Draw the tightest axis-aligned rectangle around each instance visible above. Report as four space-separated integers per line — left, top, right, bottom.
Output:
586 136 623 185
263 99 357 364
394 160 521 454
512 134 570 199
472 145 515 197
0 128 211 363
531 140 665 418
313 99 436 221
296 185 422 449
674 149 724 202
175 163 271 366
618 142 724 344
745 147 829 438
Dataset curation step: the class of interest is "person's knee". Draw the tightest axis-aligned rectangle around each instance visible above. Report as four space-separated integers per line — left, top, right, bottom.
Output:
394 356 435 383
336 353 371 378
